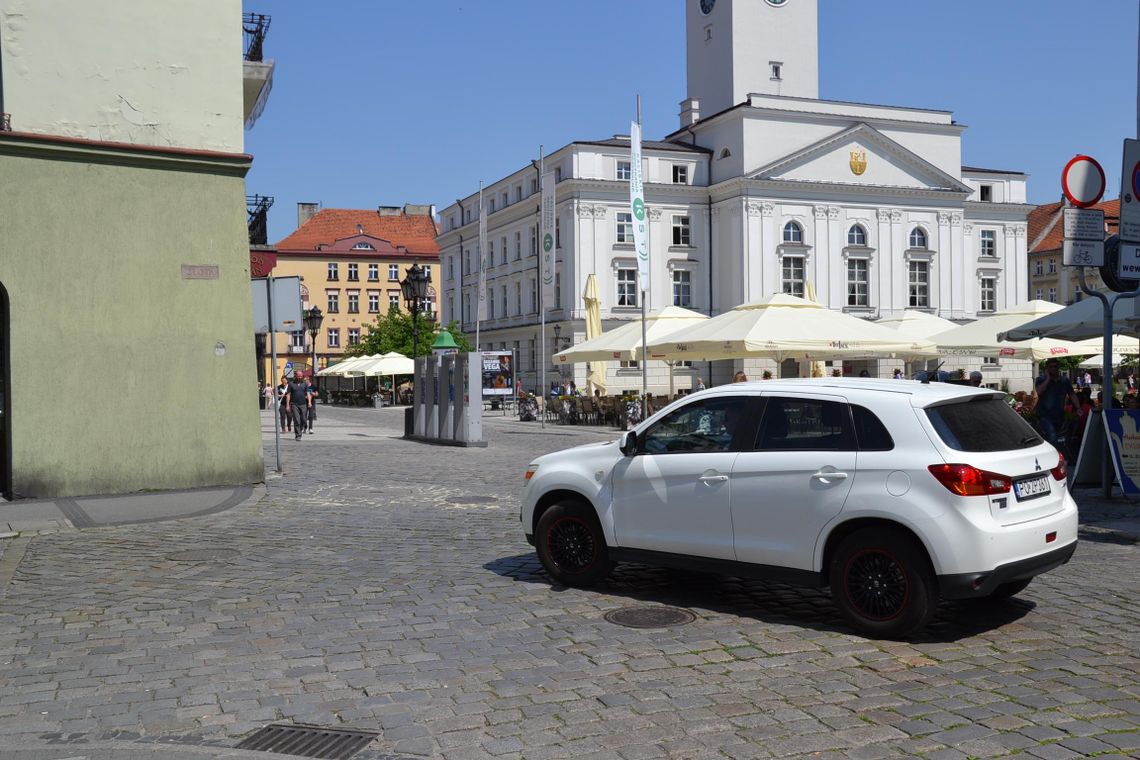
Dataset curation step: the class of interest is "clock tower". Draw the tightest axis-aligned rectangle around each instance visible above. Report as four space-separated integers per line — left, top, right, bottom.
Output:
686 0 819 118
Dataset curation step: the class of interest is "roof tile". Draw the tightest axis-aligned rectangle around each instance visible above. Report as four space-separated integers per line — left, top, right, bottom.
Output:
276 209 440 255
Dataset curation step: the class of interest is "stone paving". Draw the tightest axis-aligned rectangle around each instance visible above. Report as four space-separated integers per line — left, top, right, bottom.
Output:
0 405 1138 759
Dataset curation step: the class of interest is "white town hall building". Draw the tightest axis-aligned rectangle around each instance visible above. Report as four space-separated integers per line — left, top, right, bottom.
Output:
437 0 1033 392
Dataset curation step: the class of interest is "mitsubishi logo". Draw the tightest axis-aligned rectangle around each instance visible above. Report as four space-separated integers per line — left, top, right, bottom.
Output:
1034 458 1041 471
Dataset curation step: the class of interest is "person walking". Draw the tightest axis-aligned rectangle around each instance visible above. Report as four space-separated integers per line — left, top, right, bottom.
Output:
276 375 291 433
305 375 318 433
1035 358 1080 449
284 372 310 441
732 371 748 383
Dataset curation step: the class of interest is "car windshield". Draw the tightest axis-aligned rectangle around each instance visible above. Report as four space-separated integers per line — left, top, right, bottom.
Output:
925 397 1042 452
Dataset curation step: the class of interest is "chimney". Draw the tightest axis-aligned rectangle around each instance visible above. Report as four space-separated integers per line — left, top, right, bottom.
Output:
403 203 433 216
377 206 402 217
679 98 701 128
297 202 320 228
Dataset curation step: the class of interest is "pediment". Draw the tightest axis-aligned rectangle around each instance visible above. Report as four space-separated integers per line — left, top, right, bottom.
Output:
748 123 972 194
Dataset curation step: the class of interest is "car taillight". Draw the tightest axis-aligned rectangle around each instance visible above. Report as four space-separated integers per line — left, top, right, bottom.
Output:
1051 452 1067 481
928 464 1011 497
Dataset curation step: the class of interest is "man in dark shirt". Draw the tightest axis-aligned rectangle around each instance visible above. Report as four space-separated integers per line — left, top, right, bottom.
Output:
285 373 310 441
1035 358 1080 448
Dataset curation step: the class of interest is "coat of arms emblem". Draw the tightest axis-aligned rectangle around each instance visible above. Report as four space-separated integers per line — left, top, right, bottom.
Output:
850 148 867 176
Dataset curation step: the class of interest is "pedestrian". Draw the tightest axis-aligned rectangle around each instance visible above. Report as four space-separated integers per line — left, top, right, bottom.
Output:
968 371 983 387
732 371 748 383
694 376 706 391
892 369 903 380
305 374 318 433
1035 358 1080 448
569 380 579 396
284 372 310 441
859 369 870 378
276 375 291 433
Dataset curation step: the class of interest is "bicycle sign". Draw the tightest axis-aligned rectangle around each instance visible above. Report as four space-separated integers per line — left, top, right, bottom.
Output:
1063 239 1104 267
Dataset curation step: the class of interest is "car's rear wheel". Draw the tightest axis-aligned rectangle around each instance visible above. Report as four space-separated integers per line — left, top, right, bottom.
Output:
829 527 937 639
535 501 612 586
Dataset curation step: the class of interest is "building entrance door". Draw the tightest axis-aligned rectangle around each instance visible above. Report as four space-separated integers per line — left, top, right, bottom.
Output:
0 281 9 500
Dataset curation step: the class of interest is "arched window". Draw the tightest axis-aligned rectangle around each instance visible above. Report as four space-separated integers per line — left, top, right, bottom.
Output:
847 224 867 246
909 227 928 249
351 242 374 250
782 221 803 244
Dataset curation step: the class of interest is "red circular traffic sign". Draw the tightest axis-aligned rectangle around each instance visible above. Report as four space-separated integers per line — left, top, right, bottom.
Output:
1132 161 1140 200
1061 155 1106 208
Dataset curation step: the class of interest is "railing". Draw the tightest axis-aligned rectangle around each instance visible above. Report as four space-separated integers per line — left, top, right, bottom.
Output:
0 113 10 132
242 13 271 62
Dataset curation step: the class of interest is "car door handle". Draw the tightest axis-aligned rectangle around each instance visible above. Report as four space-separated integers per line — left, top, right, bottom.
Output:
811 471 849 481
699 474 729 484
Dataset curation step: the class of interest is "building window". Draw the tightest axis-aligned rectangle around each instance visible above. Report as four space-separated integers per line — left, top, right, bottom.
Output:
502 191 509 208
530 279 538 313
770 61 782 80
515 281 522 315
290 330 305 351
464 250 471 275
980 277 996 312
500 236 507 265
528 338 536 370
530 226 538 256
388 264 399 281
847 259 869 307
389 293 400 311
555 271 562 309
487 288 495 319
617 267 638 307
555 218 561 248
327 291 340 313
617 160 631 181
620 359 640 369
352 242 373 251
367 291 380 313
530 177 538 195
672 165 688 184
1035 288 1043 300
327 328 340 348
368 264 379 281
908 260 929 307
616 212 633 243
554 166 562 183
1048 287 1057 303
673 269 692 307
672 215 691 246
488 240 495 264
909 227 928 249
327 262 338 281
515 231 522 260
348 328 360 346
347 292 359 313
500 285 507 318
347 263 359 281
1034 259 1043 276
980 184 993 202
781 256 805 298
847 224 867 246
1048 258 1057 274
783 221 803 244
980 229 996 257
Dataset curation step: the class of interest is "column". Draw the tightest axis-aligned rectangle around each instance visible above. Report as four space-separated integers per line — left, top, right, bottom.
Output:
877 209 893 312
961 222 975 315
746 201 764 302
950 213 964 318
1004 224 1019 307
813 205 830 304
827 206 843 309
937 212 952 316
760 202 777 299
891 210 907 312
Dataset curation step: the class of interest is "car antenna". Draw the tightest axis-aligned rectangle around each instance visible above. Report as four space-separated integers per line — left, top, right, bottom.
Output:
920 361 946 385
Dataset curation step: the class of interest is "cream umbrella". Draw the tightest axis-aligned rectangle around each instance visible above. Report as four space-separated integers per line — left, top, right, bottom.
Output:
355 351 415 377
999 292 1140 342
317 354 379 376
931 301 1090 360
554 306 709 363
645 294 935 362
582 274 606 396
1079 354 1127 369
876 309 962 376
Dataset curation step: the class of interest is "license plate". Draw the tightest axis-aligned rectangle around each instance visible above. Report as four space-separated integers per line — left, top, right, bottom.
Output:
1013 474 1050 501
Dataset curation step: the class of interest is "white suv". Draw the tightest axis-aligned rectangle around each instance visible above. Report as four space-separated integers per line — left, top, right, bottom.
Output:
521 379 1078 638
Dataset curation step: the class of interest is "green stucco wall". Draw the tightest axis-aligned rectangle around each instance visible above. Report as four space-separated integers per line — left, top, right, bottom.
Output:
0 137 263 497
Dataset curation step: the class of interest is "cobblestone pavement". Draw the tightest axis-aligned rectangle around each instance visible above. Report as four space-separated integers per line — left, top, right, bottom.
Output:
1 406 1138 759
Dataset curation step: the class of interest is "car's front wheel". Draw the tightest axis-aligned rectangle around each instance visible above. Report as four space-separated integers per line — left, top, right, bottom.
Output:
829 527 938 639
535 500 612 586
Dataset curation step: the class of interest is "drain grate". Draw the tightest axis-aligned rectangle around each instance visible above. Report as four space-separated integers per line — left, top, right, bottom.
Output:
166 548 240 562
236 723 378 759
604 606 696 629
446 495 497 504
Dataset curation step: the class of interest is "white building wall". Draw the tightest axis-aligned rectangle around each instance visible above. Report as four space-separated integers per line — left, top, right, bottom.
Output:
0 0 245 152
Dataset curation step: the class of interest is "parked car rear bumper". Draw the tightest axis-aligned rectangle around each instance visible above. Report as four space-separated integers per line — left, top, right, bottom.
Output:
938 540 1077 599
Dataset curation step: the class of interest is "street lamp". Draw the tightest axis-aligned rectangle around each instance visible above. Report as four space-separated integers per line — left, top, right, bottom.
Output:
303 306 324 381
400 262 431 357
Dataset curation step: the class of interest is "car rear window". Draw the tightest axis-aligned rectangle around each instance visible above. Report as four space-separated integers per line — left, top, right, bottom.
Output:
925 397 1043 452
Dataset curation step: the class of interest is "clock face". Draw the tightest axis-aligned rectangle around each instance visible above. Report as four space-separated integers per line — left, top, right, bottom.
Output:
766 0 788 6
700 0 716 15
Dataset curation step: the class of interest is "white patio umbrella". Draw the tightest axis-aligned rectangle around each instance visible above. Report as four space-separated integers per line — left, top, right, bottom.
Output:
317 354 379 376
582 275 606 396
554 306 709 363
357 351 415 377
644 293 936 362
931 301 1090 360
999 294 1140 342
875 310 961 340
1079 354 1127 369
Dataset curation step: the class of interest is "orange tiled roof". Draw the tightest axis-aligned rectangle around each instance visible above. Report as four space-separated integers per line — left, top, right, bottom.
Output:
1029 198 1120 254
276 209 440 255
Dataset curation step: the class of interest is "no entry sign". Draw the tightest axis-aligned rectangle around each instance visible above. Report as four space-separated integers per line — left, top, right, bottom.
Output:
1061 155 1106 208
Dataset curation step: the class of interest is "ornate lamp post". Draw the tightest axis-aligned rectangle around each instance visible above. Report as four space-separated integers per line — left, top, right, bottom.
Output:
303 305 324 380
400 263 431 357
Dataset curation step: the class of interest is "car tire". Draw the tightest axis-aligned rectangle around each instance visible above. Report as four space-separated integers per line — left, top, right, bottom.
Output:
829 527 938 639
535 501 612 587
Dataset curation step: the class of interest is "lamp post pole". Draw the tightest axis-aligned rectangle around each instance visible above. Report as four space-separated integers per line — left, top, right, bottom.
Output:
304 305 324 384
401 263 431 358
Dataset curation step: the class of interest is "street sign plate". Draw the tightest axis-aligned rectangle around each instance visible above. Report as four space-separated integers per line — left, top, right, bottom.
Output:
1117 241 1140 279
1121 138 1140 241
1064 239 1105 267
1063 208 1105 240
1061 155 1106 208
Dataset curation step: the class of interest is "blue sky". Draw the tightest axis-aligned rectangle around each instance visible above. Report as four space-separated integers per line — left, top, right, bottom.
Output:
245 0 1139 243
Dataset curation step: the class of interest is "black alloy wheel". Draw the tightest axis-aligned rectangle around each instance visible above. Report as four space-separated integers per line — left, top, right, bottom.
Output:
535 501 612 586
843 547 910 621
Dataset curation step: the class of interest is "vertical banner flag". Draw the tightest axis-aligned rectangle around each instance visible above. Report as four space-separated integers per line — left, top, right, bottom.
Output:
630 121 649 291
477 187 488 322
540 170 557 308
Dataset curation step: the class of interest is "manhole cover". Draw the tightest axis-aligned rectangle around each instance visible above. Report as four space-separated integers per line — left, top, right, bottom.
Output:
237 723 378 759
446 495 497 504
166 548 240 562
604 606 696 629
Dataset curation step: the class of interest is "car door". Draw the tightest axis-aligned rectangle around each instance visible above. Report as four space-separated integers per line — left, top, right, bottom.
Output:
731 393 856 571
612 394 757 560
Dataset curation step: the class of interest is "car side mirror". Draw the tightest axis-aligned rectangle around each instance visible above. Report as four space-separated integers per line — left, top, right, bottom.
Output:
619 430 637 457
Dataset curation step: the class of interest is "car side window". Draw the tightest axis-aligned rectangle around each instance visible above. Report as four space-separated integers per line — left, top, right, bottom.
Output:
851 404 894 451
640 397 749 454
754 397 855 451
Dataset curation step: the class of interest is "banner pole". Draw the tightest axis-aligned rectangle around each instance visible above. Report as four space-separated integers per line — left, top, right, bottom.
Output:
539 145 546 430
267 275 282 472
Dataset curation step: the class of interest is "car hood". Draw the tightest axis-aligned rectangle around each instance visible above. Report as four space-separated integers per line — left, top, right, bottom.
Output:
533 438 622 468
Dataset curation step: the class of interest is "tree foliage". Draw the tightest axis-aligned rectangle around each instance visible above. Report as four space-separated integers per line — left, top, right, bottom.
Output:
347 307 473 358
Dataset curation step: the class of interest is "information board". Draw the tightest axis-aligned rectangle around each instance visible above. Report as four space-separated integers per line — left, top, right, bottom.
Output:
480 351 514 396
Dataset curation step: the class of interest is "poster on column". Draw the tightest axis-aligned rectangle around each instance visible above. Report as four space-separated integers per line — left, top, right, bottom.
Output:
480 351 514 396
1103 409 1140 496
